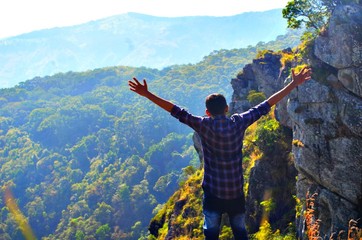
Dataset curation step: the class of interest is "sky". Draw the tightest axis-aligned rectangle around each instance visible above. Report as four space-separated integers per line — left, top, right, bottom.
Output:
0 0 290 39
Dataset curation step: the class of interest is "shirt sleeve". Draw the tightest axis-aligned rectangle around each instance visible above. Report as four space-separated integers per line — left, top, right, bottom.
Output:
170 105 203 131
234 100 271 128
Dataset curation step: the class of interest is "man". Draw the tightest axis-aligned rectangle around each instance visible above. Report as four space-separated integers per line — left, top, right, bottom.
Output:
128 67 312 239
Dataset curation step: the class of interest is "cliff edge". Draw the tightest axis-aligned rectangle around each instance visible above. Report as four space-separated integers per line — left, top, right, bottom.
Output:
230 3 362 238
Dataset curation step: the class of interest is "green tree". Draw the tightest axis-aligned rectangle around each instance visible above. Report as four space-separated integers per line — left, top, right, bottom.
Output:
247 90 266 106
255 117 283 154
75 230 85 240
282 0 339 34
95 224 110 240
94 202 113 223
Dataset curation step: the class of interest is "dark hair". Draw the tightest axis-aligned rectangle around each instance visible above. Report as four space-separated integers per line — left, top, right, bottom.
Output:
205 93 227 116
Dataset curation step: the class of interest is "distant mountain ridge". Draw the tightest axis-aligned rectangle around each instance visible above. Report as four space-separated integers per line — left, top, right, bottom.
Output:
0 9 288 88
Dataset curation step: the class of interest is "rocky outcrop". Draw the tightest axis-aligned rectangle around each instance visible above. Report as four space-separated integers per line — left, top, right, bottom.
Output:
314 3 362 97
230 51 299 233
230 3 362 238
293 3 362 237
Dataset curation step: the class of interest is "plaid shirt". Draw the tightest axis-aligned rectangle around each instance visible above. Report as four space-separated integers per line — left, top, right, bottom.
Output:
171 100 271 199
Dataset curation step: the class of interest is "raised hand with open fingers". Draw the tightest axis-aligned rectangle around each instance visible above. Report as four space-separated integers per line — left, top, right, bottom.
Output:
292 66 312 86
128 78 149 97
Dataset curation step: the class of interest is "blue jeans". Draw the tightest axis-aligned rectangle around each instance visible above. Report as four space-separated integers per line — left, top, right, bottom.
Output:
203 192 248 240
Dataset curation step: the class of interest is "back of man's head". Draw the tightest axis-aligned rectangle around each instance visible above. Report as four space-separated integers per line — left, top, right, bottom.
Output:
205 93 227 116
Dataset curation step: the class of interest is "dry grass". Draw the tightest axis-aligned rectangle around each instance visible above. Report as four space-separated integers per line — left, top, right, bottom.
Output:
304 192 361 240
305 192 321 239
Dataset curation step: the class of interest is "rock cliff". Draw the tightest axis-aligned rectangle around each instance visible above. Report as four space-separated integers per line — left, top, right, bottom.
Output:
230 3 362 238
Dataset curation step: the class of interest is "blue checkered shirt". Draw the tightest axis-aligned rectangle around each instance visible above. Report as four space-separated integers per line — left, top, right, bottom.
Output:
171 100 271 199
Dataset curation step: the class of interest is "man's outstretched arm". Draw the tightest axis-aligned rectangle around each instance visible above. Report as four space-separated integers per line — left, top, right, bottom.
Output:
267 66 312 107
128 77 174 112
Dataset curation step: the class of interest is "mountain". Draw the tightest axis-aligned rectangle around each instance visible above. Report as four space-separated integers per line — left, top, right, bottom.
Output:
0 31 302 239
0 9 288 88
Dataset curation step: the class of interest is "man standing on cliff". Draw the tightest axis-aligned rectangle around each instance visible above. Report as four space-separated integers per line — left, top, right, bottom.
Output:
128 67 312 239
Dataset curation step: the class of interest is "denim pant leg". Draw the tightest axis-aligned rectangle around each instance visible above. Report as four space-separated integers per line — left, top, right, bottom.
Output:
229 213 249 240
203 209 222 240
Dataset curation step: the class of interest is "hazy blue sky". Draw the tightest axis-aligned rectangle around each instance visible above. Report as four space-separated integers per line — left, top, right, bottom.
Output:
1 0 290 39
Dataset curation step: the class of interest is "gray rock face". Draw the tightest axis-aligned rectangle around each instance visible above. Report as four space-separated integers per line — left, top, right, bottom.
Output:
228 3 362 237
294 4 362 236
315 3 362 96
312 9 362 209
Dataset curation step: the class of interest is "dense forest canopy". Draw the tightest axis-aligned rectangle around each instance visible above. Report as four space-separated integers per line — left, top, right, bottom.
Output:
0 29 302 239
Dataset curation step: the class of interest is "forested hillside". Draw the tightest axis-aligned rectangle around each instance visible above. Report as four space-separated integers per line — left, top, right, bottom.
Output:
0 31 301 239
